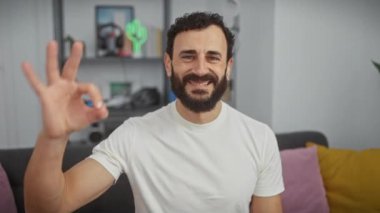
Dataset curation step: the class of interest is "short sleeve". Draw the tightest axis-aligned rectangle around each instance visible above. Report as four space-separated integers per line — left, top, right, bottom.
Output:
253 126 284 197
88 120 135 182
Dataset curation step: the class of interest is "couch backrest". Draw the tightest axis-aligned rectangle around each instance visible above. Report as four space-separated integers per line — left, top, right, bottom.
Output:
276 131 328 150
0 144 135 213
0 131 328 213
0 148 32 213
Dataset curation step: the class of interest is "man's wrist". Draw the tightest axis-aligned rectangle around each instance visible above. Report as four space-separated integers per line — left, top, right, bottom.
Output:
38 130 70 144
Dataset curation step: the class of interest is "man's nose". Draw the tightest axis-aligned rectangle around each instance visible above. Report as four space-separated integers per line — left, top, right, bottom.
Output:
193 57 208 75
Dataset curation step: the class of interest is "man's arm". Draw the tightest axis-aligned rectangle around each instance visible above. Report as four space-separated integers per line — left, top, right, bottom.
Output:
250 195 282 213
24 133 115 212
23 41 113 212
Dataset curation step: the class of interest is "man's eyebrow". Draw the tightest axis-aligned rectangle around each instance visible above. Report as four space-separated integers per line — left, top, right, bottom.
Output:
179 50 197 55
179 50 222 57
207 51 222 57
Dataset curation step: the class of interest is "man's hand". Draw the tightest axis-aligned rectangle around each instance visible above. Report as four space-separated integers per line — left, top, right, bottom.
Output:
22 41 108 140
23 41 113 213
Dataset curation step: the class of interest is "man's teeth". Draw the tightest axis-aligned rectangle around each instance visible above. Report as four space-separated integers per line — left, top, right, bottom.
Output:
190 80 210 86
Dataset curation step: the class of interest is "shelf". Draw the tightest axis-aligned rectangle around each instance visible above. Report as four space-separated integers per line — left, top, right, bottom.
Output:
107 105 162 117
78 57 163 64
103 105 162 136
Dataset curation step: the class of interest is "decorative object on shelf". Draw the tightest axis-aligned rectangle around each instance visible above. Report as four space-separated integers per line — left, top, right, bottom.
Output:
372 60 380 74
95 5 134 57
64 35 86 58
106 82 133 109
131 87 160 108
110 81 132 97
126 19 148 58
97 23 124 57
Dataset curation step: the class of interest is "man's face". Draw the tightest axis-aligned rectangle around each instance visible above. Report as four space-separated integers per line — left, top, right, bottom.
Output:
165 25 233 112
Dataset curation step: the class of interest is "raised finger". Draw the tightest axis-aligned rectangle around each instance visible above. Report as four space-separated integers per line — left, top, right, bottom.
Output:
21 62 45 95
45 41 60 84
77 83 104 109
62 41 83 81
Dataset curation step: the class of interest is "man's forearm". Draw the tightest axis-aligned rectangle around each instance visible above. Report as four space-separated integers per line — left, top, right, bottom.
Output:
250 195 283 213
24 131 69 212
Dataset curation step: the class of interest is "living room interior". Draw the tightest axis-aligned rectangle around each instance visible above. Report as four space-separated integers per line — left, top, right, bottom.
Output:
0 0 379 212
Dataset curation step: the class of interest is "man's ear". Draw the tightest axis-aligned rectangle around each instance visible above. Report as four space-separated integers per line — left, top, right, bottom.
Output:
226 57 234 80
164 53 172 77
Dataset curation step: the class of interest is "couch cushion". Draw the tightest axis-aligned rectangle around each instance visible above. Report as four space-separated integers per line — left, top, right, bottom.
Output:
280 146 329 213
307 143 380 213
0 163 17 213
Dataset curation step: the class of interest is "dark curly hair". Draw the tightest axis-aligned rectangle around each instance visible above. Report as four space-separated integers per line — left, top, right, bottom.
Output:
166 12 235 61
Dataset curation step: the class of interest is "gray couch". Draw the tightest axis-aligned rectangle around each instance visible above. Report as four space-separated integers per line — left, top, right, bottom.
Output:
0 131 328 213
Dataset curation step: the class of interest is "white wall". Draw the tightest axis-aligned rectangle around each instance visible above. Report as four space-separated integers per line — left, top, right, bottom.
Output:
272 0 380 149
235 0 275 125
171 0 210 22
0 0 53 148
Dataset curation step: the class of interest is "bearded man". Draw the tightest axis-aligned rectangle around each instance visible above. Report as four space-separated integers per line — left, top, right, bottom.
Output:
23 12 284 213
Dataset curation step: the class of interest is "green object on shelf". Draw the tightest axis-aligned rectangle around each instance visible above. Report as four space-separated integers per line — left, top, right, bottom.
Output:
110 82 132 97
126 19 148 56
372 60 380 74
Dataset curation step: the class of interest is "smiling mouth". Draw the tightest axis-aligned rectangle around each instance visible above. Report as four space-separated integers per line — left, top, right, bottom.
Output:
188 80 212 86
187 81 211 96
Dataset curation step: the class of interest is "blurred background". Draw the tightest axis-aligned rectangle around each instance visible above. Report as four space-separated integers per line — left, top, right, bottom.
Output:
0 0 379 149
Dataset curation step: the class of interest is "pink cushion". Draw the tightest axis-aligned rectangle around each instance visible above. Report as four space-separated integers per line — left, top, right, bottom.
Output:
280 146 329 213
0 164 17 213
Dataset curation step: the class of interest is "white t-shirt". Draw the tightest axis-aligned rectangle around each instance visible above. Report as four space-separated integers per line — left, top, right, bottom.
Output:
90 101 284 213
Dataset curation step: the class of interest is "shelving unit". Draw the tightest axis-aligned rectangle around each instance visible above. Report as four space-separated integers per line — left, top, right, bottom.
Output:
52 0 172 141
52 0 171 103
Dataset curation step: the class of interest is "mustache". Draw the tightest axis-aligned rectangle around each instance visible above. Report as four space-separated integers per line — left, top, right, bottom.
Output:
182 73 218 85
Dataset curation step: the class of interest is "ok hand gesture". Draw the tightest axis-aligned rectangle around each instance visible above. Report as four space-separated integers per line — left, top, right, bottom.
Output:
22 41 108 140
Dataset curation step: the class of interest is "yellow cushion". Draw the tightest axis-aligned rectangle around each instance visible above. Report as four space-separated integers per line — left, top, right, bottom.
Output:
306 143 380 213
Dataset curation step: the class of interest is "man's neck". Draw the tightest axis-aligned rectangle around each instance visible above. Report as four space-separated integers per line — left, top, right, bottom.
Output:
175 100 223 124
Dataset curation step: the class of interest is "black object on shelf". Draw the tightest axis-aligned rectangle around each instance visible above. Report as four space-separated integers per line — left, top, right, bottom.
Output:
131 88 160 108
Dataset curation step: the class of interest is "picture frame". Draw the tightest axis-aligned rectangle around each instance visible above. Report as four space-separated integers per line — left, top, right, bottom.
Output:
95 5 134 57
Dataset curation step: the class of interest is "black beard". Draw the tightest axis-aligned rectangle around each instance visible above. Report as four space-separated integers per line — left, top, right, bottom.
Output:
170 69 228 113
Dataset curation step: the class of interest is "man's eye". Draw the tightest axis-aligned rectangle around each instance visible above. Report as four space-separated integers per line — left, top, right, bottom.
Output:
181 55 194 60
208 56 221 62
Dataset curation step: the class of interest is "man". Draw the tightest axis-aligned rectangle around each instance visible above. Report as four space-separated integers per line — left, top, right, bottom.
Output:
22 12 284 213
